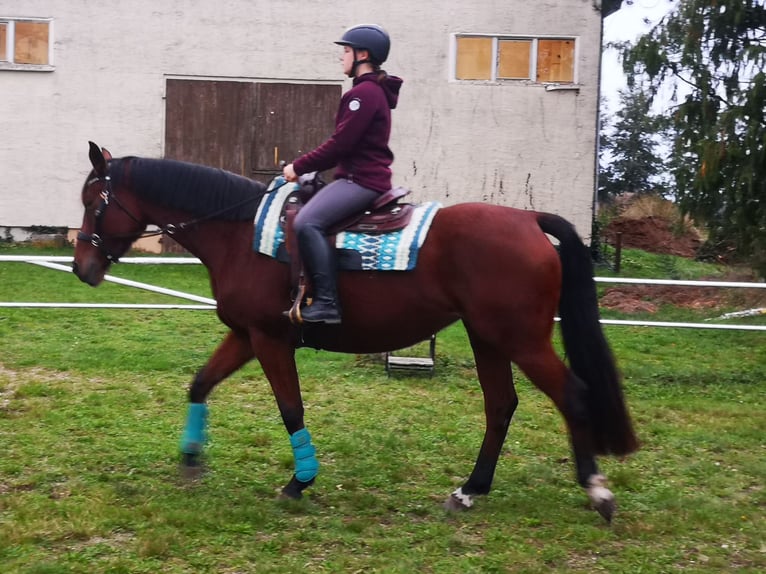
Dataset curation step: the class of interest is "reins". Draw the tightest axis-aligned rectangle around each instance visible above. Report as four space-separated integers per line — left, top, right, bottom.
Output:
78 164 290 262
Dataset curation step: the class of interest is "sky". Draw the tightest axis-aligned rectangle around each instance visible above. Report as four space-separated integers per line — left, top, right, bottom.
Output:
601 0 677 112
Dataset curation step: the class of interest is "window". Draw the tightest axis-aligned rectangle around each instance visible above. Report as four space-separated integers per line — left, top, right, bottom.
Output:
454 35 575 84
0 18 53 69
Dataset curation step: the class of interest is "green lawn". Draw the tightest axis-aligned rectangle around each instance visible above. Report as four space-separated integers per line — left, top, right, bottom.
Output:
0 244 764 573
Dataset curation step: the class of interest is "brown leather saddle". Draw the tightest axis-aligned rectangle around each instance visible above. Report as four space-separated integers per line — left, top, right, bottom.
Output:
281 173 414 323
286 174 415 233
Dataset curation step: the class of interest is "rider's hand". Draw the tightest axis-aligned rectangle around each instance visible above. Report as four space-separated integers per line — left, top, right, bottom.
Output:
283 163 299 182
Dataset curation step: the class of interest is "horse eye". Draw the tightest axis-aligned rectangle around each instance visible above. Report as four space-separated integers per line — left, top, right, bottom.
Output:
83 189 98 209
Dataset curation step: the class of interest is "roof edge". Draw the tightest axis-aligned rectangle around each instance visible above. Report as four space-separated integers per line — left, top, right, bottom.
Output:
599 0 623 18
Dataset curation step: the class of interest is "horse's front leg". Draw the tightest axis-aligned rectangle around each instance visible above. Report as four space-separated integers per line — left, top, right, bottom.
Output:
251 332 319 500
180 330 254 476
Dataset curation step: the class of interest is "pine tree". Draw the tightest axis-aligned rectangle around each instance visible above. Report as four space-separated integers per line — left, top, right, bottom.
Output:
623 0 766 274
599 88 670 202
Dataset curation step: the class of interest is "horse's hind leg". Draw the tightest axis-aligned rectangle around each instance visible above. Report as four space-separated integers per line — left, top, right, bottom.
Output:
514 347 616 522
180 330 254 476
446 332 518 511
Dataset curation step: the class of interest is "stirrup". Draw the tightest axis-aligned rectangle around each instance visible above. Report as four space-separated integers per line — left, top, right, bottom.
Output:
284 284 307 324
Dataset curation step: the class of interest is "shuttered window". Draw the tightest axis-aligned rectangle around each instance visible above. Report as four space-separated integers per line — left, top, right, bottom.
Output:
0 18 53 69
454 35 575 84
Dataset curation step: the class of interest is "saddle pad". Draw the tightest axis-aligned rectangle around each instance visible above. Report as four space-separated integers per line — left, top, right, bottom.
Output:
252 178 298 256
252 181 441 271
334 202 441 270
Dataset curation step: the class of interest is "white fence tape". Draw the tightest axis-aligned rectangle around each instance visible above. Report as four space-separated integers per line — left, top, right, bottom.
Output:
594 276 766 289
0 302 215 310
1 256 764 331
27 260 216 306
0 255 201 264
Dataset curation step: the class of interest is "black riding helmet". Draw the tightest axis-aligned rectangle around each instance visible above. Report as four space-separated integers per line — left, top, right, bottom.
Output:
335 24 390 76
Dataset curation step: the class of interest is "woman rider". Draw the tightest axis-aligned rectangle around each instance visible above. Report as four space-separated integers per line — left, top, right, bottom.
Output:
282 24 403 324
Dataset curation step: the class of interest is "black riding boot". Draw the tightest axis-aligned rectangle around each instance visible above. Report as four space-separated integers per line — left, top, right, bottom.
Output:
298 226 342 324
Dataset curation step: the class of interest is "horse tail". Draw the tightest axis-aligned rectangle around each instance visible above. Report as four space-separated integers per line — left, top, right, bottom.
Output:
536 212 639 456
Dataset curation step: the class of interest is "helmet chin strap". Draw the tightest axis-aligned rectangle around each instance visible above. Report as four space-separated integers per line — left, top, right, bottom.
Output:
348 49 374 78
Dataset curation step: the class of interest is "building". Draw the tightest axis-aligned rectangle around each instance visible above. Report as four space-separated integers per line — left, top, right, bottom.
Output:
0 0 623 247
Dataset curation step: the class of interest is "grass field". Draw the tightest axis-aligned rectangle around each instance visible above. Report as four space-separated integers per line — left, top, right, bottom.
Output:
1 244 764 573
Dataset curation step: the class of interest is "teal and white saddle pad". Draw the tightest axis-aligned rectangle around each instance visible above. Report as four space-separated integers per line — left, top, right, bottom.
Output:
253 178 441 271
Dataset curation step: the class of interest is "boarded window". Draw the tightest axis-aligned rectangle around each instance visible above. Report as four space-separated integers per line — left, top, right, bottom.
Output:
497 40 531 79
0 19 51 67
537 39 574 83
14 21 49 64
454 35 575 84
0 23 7 61
455 37 492 80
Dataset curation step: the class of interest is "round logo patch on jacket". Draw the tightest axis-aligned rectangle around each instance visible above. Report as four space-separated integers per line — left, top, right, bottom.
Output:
348 98 361 112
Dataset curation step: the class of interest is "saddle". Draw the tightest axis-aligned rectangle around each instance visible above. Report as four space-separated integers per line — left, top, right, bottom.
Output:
281 173 414 321
286 173 415 234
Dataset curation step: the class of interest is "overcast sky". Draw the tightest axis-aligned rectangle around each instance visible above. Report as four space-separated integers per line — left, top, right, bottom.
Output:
601 0 677 112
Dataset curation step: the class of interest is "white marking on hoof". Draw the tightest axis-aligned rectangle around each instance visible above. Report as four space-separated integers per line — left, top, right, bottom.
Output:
587 474 616 522
587 474 613 504
445 487 474 511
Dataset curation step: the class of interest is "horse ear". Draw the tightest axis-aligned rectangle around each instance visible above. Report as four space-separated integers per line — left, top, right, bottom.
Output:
101 147 113 161
88 141 108 176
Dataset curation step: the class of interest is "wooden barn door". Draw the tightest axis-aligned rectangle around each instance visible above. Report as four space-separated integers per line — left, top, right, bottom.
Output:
251 83 340 183
165 79 256 174
163 79 340 252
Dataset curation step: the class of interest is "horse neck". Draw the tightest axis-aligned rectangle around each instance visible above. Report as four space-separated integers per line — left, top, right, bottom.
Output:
115 156 263 271
138 200 251 268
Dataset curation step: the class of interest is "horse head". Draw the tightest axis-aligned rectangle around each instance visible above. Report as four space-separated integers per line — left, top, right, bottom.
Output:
73 142 148 286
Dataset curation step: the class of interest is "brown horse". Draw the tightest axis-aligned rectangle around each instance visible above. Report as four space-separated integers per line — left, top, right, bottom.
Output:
73 142 638 522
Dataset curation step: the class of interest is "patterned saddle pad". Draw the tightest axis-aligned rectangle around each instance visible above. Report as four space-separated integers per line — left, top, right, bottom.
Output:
252 180 441 271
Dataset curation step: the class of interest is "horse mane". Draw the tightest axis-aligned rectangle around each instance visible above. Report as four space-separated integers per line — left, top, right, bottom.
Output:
112 157 268 221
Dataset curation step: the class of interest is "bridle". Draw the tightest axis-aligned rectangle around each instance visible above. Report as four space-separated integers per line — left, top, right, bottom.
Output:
76 173 146 263
77 162 290 263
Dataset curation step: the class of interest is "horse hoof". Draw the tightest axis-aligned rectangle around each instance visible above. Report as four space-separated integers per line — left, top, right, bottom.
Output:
179 453 204 480
279 481 303 500
444 488 474 512
280 475 314 500
277 489 302 501
587 474 615 523
594 497 616 523
180 463 204 481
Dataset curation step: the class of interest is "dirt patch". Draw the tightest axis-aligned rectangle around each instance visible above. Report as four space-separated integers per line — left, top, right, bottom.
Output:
599 215 765 313
604 215 703 258
600 272 766 314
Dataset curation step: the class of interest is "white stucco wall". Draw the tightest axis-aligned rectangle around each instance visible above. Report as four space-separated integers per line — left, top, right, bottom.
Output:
0 0 603 240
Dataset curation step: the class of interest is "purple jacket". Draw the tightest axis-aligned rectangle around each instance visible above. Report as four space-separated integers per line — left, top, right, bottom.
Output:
293 72 403 193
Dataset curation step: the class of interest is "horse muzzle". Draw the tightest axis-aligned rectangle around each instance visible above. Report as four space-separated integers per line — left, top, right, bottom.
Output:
72 259 106 287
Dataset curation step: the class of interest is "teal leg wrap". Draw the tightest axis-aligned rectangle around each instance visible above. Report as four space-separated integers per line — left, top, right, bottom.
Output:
180 403 208 455
290 428 319 483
